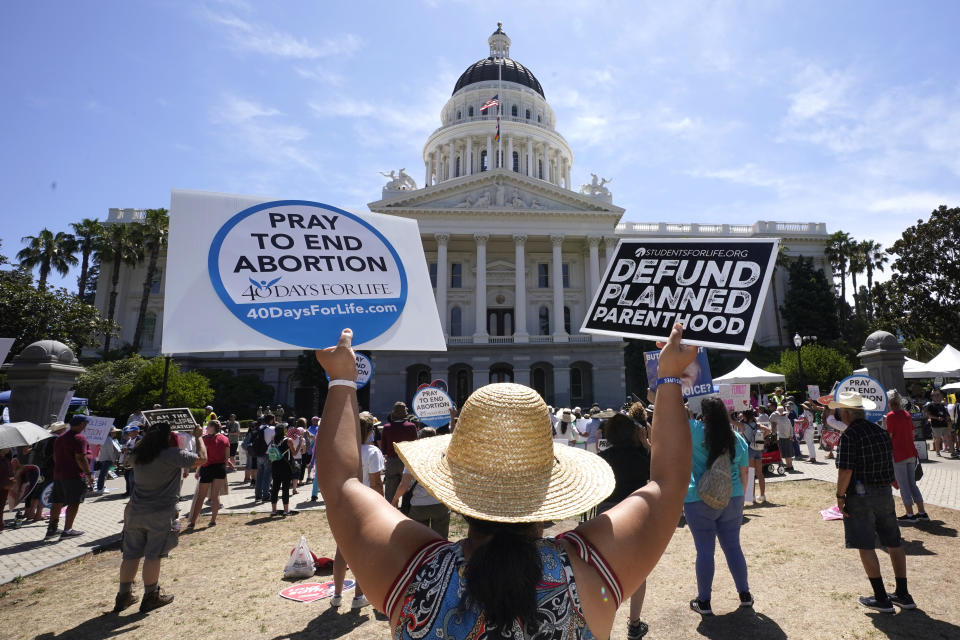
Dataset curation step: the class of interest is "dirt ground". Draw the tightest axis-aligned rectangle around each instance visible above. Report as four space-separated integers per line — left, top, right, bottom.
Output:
1 480 959 640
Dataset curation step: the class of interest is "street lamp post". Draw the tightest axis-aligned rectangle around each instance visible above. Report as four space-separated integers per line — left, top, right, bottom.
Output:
793 333 805 401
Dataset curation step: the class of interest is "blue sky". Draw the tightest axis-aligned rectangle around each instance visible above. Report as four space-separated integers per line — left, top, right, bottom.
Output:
2 1 959 290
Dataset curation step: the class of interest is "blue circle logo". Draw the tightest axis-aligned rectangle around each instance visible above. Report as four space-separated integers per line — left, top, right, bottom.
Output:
208 200 407 348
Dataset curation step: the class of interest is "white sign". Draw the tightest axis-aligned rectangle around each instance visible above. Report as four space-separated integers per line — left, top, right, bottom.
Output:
82 416 116 446
57 391 74 422
0 338 14 365
162 190 445 353
807 385 821 401
718 383 751 411
836 374 888 423
412 386 453 428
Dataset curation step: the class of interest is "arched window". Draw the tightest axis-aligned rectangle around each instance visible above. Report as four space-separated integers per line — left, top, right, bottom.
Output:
457 110 461 120
538 306 550 335
532 368 546 397
564 306 571 334
450 306 462 336
142 312 157 346
456 369 470 406
489 363 514 383
481 149 488 172
525 109 531 120
417 369 431 387
511 105 518 117
468 106 474 117
455 157 460 177
512 151 519 172
570 368 583 401
538 159 543 179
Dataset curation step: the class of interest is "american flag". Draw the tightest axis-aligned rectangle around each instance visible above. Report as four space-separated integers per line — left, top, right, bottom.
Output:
480 95 499 112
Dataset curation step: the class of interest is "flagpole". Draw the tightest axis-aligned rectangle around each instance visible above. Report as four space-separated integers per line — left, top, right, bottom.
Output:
497 52 502 168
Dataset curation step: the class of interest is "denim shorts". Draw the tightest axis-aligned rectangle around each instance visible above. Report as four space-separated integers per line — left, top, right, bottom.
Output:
748 448 763 461
842 488 902 550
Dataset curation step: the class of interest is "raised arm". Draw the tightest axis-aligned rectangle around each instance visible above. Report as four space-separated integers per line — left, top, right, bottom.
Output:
574 323 696 600
314 330 440 617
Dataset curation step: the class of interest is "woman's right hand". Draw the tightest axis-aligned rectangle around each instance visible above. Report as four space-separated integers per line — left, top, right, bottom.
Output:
655 323 698 378
315 329 358 382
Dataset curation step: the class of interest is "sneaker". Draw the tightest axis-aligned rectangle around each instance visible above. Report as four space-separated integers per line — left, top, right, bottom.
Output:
351 595 371 609
139 587 174 613
739 591 755 608
689 599 713 615
858 595 894 613
330 595 342 607
59 529 84 538
113 592 139 613
897 514 917 523
887 592 917 610
44 528 59 539
916 512 930 521
756 495 766 504
627 619 649 639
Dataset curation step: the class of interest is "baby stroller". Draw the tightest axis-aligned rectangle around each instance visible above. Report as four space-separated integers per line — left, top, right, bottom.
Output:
760 433 785 476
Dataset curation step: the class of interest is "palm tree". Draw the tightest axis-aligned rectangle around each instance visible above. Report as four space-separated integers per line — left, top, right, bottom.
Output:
824 231 853 326
96 223 143 353
132 209 169 351
16 229 78 289
70 218 103 301
848 241 867 317
861 240 888 321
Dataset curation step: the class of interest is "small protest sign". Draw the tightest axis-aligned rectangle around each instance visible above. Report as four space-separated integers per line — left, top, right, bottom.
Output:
835 374 888 423
718 384 751 412
582 238 779 350
412 385 453 428
807 385 821 401
82 416 116 446
645 347 713 397
142 407 197 431
325 352 374 389
163 190 444 353
57 391 74 422
279 580 354 603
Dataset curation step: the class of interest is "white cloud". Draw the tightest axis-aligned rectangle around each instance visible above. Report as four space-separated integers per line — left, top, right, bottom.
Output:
687 163 791 191
868 192 960 214
204 11 361 59
786 64 853 121
210 96 318 173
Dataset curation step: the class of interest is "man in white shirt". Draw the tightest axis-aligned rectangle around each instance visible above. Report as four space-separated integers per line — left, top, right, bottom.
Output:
770 404 797 472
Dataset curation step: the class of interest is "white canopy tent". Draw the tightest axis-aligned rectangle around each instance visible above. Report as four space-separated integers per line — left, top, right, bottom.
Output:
925 344 960 376
714 359 786 385
853 357 948 379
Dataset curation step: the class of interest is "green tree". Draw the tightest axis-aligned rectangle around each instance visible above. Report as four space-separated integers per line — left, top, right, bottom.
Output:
76 355 213 419
768 343 853 394
196 369 275 419
16 228 78 290
861 239 887 321
96 222 143 353
70 218 103 301
780 256 840 342
132 209 168 351
873 205 960 346
824 231 854 325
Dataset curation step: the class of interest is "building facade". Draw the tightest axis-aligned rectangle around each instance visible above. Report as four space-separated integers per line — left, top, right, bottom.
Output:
94 25 830 417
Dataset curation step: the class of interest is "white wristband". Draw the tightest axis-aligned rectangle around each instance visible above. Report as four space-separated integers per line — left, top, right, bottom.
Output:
328 379 357 390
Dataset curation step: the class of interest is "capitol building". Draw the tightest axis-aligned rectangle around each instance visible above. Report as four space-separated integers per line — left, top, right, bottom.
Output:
95 24 830 416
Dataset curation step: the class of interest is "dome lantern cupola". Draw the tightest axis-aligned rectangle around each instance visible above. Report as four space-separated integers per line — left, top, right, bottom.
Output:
488 22 511 58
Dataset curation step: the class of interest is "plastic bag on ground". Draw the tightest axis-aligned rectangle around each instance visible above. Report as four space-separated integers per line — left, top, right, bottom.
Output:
284 535 316 579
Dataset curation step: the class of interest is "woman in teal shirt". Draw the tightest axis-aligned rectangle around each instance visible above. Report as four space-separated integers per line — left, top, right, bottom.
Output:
685 397 752 616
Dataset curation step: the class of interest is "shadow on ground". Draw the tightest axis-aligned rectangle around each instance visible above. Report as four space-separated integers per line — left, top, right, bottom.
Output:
869 608 960 640
695 609 786 639
268 606 371 640
34 611 145 639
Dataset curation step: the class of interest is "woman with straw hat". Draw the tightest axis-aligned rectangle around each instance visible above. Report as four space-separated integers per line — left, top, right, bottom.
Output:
314 323 697 639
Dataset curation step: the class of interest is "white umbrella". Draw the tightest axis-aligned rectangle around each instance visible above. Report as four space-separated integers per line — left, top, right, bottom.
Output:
941 381 960 391
0 421 55 449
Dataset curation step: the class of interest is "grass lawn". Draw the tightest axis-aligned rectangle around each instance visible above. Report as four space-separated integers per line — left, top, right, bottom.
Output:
2 480 959 640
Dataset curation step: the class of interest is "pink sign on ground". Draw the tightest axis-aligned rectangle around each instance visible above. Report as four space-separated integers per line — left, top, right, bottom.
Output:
279 580 354 603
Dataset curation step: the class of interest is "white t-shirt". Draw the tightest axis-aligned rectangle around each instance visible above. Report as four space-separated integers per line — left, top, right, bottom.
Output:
771 412 793 439
361 443 385 487
401 465 441 507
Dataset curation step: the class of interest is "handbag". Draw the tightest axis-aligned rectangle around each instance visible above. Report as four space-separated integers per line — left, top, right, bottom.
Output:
915 458 924 482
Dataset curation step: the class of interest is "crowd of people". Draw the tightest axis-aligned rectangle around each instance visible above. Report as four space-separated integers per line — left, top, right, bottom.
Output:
1 327 958 636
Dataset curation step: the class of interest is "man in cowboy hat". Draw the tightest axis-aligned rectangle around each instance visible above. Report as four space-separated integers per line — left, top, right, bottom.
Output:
833 390 915 613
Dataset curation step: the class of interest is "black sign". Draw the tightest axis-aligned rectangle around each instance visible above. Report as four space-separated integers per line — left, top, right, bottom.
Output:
142 407 198 431
581 238 779 351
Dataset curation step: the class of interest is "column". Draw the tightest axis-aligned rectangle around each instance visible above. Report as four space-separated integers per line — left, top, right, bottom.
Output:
587 237 601 302
526 139 533 177
448 141 455 179
435 234 449 335
433 149 440 183
551 234 567 341
424 160 430 188
604 237 618 268
544 147 552 183
507 136 514 171
513 234 528 342
486 135 492 171
465 137 472 176
473 233 489 342
565 160 571 190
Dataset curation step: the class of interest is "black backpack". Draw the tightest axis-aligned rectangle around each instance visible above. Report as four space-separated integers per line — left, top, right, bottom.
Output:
250 427 268 457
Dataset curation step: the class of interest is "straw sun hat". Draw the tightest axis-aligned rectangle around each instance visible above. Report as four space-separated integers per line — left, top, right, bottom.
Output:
827 390 877 411
395 383 615 523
